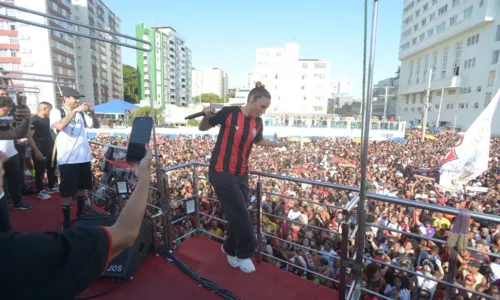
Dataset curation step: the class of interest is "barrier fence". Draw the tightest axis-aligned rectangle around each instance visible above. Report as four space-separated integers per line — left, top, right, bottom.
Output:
89 142 500 300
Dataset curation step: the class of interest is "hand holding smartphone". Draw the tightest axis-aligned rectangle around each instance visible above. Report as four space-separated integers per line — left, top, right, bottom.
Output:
126 117 153 162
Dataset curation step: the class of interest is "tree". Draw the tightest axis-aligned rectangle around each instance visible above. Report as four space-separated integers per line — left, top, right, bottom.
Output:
129 106 164 126
194 93 223 104
123 64 138 103
186 119 199 127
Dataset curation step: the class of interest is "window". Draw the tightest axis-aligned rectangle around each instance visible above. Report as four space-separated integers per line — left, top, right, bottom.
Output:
438 5 448 16
419 33 425 42
413 24 419 32
402 29 412 39
314 63 326 69
488 71 496 86
464 6 473 19
459 103 468 109
429 13 436 21
449 15 457 26
432 52 438 80
415 9 420 17
452 0 460 7
436 22 446 33
302 63 307 68
442 47 449 78
412 38 417 46
432 0 437 4
485 93 492 107
428 28 434 37
423 3 428 11
492 50 499 64
416 58 421 84
496 26 500 42
421 18 427 27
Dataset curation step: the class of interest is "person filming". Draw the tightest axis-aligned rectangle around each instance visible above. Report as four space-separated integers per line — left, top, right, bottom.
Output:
0 146 153 299
0 93 32 233
50 87 100 230
198 82 288 273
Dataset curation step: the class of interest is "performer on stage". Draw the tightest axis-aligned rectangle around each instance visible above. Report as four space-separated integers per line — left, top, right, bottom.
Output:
50 87 100 230
199 82 288 273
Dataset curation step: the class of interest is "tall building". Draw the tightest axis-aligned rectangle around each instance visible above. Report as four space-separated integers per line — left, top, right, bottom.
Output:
71 0 123 104
191 67 228 99
246 72 254 90
373 76 399 119
136 24 192 109
0 0 123 108
398 0 500 133
254 42 331 114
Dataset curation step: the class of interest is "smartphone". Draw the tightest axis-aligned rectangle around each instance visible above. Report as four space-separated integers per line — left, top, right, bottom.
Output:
17 95 27 107
126 117 153 162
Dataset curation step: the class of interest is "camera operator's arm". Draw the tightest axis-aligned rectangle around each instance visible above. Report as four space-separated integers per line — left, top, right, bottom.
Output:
104 146 152 260
0 107 31 140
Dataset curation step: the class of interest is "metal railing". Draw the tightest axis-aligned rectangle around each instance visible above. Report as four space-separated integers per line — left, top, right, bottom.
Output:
87 140 500 300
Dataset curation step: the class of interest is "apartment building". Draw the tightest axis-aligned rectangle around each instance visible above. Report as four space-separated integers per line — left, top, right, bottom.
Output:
72 0 123 104
136 24 192 109
254 42 331 114
398 0 500 133
0 0 122 108
330 78 352 96
191 67 228 99
373 76 399 119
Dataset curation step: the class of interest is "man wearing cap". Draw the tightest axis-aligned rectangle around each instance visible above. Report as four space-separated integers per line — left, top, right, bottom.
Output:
50 87 100 230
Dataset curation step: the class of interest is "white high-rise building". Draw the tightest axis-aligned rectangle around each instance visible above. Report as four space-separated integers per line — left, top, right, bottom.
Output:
0 0 123 108
254 42 331 114
191 67 228 99
71 0 123 104
398 0 500 134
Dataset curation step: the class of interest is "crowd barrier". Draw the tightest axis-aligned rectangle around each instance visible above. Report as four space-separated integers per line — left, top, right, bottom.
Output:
89 142 500 300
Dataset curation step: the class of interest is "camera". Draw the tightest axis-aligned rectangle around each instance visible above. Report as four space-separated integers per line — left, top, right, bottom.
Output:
0 118 15 131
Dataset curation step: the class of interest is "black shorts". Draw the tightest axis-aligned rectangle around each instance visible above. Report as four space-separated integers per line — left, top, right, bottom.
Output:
59 162 93 197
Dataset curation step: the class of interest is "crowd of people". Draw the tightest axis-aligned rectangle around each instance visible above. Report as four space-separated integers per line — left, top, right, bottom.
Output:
88 127 500 300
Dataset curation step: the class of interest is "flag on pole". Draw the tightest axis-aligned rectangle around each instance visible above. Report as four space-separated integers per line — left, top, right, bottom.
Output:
439 89 500 191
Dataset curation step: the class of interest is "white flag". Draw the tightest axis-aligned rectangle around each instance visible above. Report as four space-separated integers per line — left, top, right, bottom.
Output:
439 89 500 191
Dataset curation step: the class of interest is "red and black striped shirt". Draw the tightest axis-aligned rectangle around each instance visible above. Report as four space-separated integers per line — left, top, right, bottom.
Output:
209 106 263 176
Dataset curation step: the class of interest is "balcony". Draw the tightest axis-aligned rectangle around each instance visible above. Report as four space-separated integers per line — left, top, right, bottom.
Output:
398 75 461 95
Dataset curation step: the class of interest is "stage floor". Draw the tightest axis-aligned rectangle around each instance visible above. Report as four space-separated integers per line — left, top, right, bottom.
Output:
9 194 338 300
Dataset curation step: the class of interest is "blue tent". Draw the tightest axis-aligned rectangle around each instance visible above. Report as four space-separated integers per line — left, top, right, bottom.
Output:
94 99 139 114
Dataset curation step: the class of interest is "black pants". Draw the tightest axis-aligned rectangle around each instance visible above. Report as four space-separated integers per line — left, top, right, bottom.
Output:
209 171 256 259
32 141 57 192
0 194 12 232
3 154 23 206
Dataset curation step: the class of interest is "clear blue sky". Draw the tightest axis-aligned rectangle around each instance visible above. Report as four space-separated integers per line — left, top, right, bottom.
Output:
104 0 403 98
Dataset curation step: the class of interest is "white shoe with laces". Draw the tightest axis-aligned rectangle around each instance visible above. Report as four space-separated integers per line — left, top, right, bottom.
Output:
37 190 51 201
221 245 239 268
238 258 256 273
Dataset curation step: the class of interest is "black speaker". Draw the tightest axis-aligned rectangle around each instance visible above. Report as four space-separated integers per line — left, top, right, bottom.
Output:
75 215 153 279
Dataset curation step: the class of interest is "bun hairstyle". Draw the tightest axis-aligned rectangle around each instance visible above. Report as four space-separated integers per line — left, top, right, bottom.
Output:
248 81 271 103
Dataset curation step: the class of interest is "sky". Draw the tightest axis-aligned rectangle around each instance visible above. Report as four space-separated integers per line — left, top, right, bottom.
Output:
104 0 403 98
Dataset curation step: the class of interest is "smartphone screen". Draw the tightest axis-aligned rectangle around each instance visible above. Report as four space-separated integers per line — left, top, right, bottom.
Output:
126 117 153 162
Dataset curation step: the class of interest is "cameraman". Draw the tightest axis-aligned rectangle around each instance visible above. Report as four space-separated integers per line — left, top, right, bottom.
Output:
0 146 153 299
0 94 33 233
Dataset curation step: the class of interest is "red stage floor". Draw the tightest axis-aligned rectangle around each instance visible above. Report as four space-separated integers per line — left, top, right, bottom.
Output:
9 195 338 300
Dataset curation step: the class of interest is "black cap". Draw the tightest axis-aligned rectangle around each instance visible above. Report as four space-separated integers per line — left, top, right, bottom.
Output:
58 86 84 98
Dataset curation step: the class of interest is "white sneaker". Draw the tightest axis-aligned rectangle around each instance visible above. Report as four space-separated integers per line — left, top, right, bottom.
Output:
238 258 256 273
37 191 51 201
221 245 239 268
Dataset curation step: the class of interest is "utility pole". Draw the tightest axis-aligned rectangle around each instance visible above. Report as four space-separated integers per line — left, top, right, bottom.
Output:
421 68 432 142
436 87 444 127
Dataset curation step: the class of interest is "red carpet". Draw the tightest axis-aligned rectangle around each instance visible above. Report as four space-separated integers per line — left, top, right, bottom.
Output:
9 194 338 300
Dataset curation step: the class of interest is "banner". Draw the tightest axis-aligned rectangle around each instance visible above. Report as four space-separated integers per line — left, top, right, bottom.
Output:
439 89 500 190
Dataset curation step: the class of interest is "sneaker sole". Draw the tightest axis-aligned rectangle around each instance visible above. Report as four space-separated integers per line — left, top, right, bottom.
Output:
13 207 32 210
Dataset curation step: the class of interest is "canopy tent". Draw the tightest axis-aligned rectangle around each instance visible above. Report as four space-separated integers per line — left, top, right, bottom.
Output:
94 99 139 114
